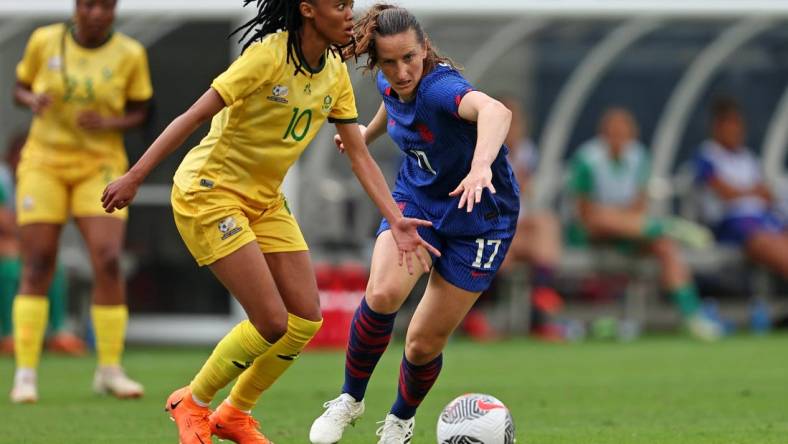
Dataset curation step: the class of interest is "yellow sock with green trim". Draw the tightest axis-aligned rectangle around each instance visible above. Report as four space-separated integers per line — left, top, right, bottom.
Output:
190 320 273 404
229 313 322 410
91 305 129 367
13 295 49 368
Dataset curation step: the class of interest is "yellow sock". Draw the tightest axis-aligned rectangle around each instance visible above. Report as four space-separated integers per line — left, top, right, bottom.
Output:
229 314 322 410
13 295 49 368
190 320 273 404
91 304 129 367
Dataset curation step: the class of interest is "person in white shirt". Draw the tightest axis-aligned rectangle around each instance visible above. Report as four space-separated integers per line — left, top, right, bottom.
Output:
695 97 788 278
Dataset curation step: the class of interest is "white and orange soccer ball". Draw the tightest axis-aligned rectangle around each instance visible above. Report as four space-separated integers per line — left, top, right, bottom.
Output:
436 393 515 444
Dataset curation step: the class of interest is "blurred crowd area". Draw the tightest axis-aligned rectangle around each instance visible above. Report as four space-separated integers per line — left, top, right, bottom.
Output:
2 14 788 343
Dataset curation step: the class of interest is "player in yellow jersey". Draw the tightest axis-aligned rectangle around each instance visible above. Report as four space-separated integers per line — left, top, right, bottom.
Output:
101 0 438 442
10 0 152 404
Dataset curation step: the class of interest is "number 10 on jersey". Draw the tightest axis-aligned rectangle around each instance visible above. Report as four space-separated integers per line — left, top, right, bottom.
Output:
283 107 313 141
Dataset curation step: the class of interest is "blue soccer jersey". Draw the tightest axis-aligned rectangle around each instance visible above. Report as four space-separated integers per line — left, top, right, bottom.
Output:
378 65 520 237
376 65 520 292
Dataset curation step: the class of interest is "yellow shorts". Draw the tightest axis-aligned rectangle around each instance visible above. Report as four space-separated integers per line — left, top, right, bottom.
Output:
16 159 127 226
171 186 308 266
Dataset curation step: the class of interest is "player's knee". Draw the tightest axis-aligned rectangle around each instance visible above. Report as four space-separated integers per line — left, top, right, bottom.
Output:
250 314 288 344
93 246 122 279
22 253 57 284
651 238 677 259
405 336 443 364
365 286 404 313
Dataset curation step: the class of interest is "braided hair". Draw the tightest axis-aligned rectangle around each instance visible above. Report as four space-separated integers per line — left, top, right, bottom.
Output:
347 4 457 75
231 0 346 76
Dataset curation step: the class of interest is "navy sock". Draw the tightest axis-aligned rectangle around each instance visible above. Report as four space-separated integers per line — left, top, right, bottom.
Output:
342 297 396 401
390 353 443 419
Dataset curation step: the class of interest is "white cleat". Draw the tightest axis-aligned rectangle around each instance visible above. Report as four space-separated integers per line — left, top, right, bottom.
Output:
10 373 38 404
93 366 144 399
686 314 723 342
310 393 365 443
375 414 414 444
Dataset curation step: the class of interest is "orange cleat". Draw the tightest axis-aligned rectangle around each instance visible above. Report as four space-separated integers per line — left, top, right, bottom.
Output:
210 401 273 444
46 332 87 356
0 336 13 355
165 386 212 444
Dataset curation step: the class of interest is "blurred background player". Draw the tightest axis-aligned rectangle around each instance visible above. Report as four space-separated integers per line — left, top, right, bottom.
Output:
568 107 721 340
102 0 435 443
0 131 86 356
9 0 152 403
310 5 519 443
695 97 788 278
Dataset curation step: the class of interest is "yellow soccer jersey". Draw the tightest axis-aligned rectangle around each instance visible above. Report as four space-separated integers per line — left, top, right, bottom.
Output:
174 31 358 205
16 23 153 167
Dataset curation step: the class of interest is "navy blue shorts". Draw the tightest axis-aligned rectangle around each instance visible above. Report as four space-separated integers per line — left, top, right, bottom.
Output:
377 197 514 293
714 212 786 245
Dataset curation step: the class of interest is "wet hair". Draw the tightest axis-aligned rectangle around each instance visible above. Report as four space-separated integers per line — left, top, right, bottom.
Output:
231 0 344 76
711 96 742 122
347 4 457 74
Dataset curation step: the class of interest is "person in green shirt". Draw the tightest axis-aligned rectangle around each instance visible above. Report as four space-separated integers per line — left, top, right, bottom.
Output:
569 108 720 340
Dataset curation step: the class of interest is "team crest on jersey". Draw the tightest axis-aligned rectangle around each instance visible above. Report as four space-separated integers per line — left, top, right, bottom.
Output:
321 95 333 113
47 56 63 71
218 216 242 240
267 85 289 104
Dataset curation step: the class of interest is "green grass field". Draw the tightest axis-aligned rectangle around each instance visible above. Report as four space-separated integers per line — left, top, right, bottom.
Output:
1 335 787 443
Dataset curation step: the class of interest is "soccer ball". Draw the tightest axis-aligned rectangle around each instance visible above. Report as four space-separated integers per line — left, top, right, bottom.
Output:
436 393 515 444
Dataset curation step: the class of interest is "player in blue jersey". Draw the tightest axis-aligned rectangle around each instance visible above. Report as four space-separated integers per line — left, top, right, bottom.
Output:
310 5 519 443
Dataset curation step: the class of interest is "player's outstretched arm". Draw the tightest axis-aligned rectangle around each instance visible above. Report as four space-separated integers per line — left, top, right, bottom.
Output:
337 122 440 274
449 91 512 212
363 102 389 145
101 88 225 213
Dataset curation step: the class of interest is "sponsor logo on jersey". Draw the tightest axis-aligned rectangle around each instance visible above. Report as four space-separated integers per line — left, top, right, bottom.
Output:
199 178 214 189
321 95 333 113
267 84 289 104
470 270 489 278
218 216 242 240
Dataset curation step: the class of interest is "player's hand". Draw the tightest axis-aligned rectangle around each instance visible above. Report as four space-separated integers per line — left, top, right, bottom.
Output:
29 93 52 115
335 124 367 154
101 171 142 213
390 217 441 274
77 110 106 130
449 165 495 213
